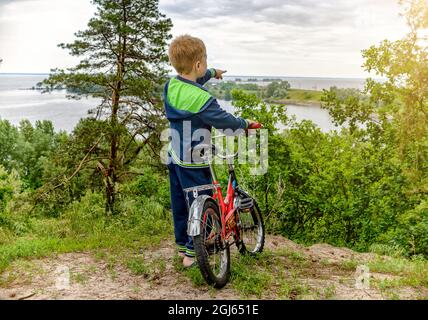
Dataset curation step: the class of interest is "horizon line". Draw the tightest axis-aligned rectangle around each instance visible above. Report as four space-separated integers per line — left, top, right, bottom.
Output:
0 72 370 80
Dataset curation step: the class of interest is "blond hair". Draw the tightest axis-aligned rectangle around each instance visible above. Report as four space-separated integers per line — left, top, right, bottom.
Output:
168 34 206 74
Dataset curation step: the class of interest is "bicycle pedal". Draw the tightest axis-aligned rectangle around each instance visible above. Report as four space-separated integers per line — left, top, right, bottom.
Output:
238 197 253 210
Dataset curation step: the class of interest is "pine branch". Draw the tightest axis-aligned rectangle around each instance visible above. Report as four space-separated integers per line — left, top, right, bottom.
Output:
30 134 105 212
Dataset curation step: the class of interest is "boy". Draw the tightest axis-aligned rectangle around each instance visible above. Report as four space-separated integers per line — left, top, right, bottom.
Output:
164 34 257 267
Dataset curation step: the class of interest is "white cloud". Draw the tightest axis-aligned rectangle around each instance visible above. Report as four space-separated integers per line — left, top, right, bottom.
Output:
0 0 95 73
160 0 408 77
0 0 408 77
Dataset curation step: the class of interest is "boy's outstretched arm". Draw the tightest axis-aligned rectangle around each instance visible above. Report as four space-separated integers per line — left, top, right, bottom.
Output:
196 68 217 86
199 99 248 131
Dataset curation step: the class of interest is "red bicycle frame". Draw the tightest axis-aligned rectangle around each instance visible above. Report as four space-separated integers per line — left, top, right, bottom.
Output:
191 138 254 243
209 171 240 241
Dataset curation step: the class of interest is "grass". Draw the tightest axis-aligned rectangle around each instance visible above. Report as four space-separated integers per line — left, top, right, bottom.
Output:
230 253 275 298
321 284 337 299
126 255 167 280
184 266 206 287
371 277 424 300
177 244 399 299
3 225 427 300
207 82 324 105
266 89 323 105
287 89 323 102
172 253 207 287
127 256 151 277
336 259 360 271
368 255 428 289
274 247 309 266
328 253 428 299
278 280 302 299
2 189 427 300
179 247 316 299
0 259 45 288
0 208 173 289
0 190 174 276
0 225 176 288
152 257 167 277
72 272 89 285
0 233 143 273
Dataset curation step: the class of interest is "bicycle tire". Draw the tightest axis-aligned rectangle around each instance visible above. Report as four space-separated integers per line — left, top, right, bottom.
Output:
193 198 230 288
236 193 265 255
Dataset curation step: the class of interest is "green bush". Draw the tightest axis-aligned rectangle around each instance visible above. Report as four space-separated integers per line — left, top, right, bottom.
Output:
0 166 21 212
62 190 106 237
233 89 427 257
124 167 171 209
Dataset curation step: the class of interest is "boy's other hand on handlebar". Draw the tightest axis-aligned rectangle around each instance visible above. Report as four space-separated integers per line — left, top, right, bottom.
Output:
245 120 262 135
247 120 262 129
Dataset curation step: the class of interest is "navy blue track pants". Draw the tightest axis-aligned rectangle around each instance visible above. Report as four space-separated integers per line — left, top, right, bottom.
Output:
167 162 212 257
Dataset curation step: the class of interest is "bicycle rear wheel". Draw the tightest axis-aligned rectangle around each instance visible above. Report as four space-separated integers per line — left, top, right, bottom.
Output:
193 199 230 288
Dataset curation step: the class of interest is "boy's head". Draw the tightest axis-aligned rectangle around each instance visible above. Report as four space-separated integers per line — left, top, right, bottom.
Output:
168 34 207 77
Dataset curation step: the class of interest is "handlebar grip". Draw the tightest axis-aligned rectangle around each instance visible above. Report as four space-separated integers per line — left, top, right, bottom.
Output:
248 122 262 129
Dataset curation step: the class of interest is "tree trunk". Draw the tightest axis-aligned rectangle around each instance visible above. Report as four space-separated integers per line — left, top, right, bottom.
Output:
106 42 125 214
106 88 120 214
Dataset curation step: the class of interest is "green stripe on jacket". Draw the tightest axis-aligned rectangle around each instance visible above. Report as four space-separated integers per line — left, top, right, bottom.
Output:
168 144 209 168
167 77 213 113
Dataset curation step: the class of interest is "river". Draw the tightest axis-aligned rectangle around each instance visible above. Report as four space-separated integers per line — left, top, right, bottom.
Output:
0 74 342 133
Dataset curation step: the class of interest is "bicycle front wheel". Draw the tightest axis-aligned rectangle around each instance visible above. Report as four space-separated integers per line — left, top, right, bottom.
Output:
236 197 265 255
193 199 230 288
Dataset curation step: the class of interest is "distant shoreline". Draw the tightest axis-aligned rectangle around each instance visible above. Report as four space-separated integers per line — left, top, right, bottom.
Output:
0 72 371 81
269 99 321 107
0 73 49 76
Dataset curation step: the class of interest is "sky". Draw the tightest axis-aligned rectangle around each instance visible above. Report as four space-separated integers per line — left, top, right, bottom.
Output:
0 0 409 77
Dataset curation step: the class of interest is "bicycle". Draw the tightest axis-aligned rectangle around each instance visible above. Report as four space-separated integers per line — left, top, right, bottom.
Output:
184 124 265 288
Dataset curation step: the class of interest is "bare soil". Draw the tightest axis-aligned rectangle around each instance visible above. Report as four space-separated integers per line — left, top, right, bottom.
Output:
0 235 426 300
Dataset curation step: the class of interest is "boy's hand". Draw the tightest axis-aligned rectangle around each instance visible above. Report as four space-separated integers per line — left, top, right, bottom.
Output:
214 69 227 80
247 120 262 129
245 120 262 136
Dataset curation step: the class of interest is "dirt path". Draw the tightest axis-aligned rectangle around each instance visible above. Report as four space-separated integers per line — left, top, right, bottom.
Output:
0 235 426 300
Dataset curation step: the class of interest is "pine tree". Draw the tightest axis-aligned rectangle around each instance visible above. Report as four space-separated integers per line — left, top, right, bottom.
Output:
41 0 172 214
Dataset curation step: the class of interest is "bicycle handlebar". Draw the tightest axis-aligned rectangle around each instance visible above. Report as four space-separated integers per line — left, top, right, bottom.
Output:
247 122 262 129
191 123 263 161
192 143 238 160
